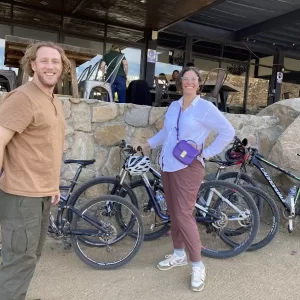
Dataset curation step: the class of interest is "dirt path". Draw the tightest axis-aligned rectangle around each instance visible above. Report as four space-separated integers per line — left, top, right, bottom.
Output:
26 228 300 300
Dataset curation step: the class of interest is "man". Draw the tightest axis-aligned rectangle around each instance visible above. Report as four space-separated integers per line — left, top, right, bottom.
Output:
0 41 70 300
100 45 128 103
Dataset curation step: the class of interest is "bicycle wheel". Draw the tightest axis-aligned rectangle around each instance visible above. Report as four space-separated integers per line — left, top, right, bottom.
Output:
204 171 262 212
219 186 279 251
67 177 139 222
70 195 144 270
130 179 170 241
196 180 259 259
205 172 258 187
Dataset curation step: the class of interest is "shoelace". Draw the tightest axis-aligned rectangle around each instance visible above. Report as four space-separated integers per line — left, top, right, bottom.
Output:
164 254 176 261
192 267 205 280
164 254 184 263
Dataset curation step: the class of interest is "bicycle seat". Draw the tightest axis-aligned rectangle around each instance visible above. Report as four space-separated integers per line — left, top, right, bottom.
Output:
208 159 233 166
64 159 96 166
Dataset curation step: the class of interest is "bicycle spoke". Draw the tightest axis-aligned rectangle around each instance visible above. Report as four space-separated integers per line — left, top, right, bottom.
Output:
71 195 144 269
196 181 259 259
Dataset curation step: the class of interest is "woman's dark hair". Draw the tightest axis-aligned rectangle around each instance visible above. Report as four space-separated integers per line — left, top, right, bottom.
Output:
176 67 202 92
172 70 179 75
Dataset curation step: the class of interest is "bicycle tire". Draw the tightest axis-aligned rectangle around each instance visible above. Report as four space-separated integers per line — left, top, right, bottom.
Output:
219 186 279 251
70 195 144 270
198 180 259 259
67 176 139 222
204 171 262 212
130 179 170 241
205 172 258 187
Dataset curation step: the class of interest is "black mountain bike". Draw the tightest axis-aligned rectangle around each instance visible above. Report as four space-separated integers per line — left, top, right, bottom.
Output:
1 160 144 270
208 136 300 233
67 141 260 259
204 156 279 251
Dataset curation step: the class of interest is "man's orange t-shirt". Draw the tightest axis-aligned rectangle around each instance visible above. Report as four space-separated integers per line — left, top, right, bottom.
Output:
0 81 65 197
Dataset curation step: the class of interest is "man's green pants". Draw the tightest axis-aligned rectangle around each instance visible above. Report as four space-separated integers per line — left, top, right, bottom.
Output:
0 189 51 300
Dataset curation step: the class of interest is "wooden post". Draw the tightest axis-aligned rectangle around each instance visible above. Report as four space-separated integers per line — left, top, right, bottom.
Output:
21 70 29 85
69 59 79 98
56 79 63 95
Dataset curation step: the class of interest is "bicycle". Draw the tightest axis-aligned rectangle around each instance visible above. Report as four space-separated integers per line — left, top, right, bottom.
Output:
209 136 300 233
67 141 261 259
1 159 144 270
204 156 279 251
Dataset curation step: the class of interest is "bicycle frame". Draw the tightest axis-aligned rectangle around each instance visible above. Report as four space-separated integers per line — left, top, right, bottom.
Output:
50 164 109 238
248 149 300 210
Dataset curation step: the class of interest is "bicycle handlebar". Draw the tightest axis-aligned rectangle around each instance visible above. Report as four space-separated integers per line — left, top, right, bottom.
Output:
116 140 143 155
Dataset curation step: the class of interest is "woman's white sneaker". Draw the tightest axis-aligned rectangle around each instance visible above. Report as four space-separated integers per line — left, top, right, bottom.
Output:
191 265 206 291
157 253 187 271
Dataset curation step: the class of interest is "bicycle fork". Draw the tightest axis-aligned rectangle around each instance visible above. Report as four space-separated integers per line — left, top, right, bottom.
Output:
288 199 296 233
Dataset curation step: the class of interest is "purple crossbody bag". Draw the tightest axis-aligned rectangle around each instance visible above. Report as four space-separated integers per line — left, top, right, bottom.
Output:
172 107 203 165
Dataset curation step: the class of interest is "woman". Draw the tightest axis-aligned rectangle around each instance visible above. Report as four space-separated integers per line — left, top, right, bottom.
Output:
171 70 179 81
136 67 235 292
169 70 180 92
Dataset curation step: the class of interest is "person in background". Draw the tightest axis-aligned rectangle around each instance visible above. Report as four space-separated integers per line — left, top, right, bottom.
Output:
135 67 235 292
0 41 70 300
169 70 180 92
100 45 128 103
171 70 179 81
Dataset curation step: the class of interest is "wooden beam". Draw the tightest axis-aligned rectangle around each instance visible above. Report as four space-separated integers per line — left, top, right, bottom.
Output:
160 0 226 31
69 59 79 98
169 21 234 41
2 0 144 32
235 9 300 41
71 0 87 14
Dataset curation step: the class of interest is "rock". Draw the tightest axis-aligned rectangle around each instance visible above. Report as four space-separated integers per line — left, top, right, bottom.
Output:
149 107 167 125
155 119 164 131
69 97 81 104
65 121 74 136
104 147 121 176
77 167 96 183
71 102 92 132
118 103 132 116
94 124 126 146
92 103 118 122
258 98 300 130
257 126 284 157
63 135 74 152
60 163 76 182
124 106 151 127
69 132 94 159
268 115 300 190
61 98 71 119
93 148 109 172
131 127 154 146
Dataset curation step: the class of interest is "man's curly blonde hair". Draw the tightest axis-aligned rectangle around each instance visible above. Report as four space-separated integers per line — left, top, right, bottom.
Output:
20 41 71 78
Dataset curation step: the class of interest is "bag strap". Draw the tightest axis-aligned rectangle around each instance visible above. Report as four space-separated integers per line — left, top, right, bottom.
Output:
176 104 204 156
175 106 181 142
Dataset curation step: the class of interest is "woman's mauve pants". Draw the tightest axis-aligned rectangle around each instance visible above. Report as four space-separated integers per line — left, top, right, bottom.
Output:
161 159 205 262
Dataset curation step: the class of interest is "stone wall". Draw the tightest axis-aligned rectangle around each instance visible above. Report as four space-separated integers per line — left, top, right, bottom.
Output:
3 91 300 211
60 98 282 188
